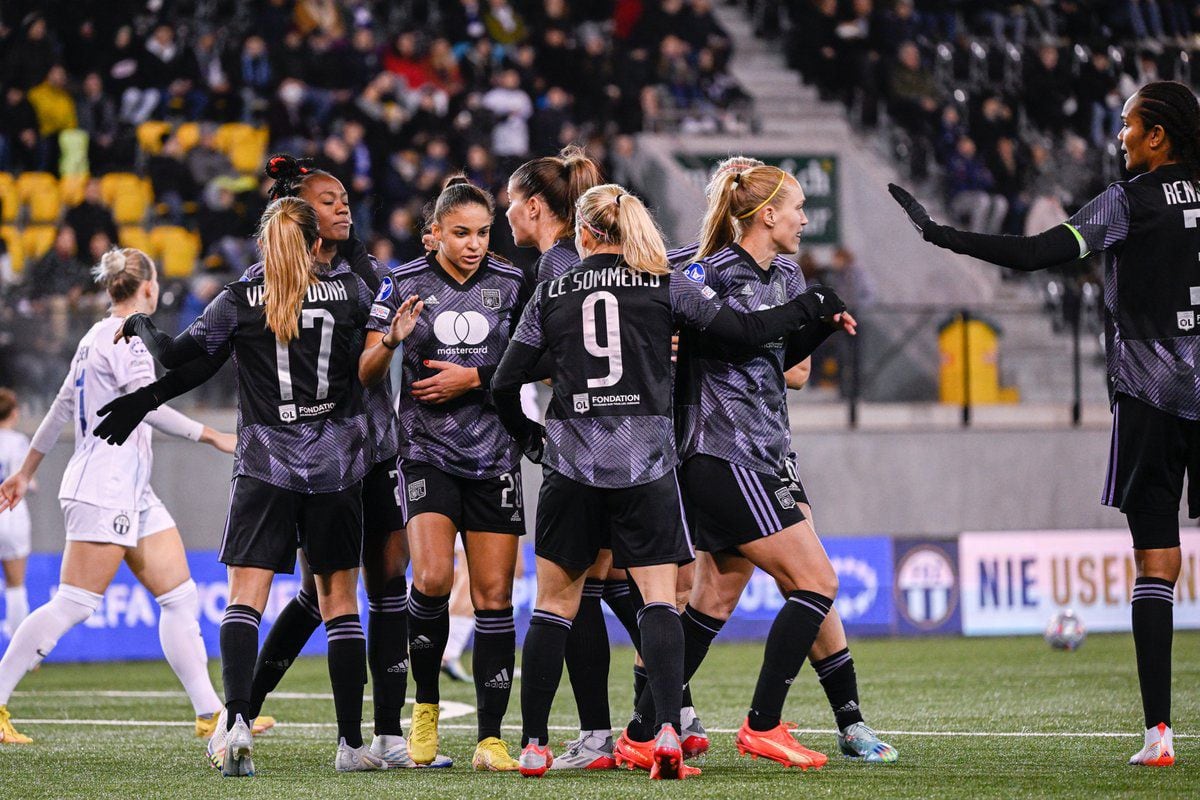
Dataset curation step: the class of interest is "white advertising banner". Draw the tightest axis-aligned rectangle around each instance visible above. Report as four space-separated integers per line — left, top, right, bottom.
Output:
959 530 1200 635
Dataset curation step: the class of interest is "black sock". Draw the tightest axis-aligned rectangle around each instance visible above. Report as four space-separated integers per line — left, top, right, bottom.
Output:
407 588 449 705
564 579 612 732
630 604 725 741
1132 577 1174 729
249 589 321 719
520 610 572 746
812 648 864 730
602 579 642 650
748 590 833 732
681 683 694 709
221 604 262 729
326 614 367 748
367 580 409 737
473 607 516 741
632 664 648 709
637 602 684 733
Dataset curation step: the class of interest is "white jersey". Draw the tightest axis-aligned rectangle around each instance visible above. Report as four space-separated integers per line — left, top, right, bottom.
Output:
0 428 31 551
30 316 204 511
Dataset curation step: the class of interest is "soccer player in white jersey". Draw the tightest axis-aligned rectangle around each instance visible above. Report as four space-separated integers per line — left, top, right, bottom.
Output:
0 248 244 745
0 389 32 639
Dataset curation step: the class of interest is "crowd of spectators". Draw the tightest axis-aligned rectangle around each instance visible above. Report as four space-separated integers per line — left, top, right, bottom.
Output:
770 0 1200 241
0 0 749 403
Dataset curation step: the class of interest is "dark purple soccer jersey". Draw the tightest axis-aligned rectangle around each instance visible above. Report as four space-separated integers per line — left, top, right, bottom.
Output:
367 253 528 479
508 256 723 488
676 243 808 474
244 257 400 464
190 263 375 493
1066 166 1200 419
536 237 581 283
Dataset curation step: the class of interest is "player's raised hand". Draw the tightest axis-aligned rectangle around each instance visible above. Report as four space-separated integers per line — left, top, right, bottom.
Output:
0 472 29 513
384 295 423 347
887 183 933 236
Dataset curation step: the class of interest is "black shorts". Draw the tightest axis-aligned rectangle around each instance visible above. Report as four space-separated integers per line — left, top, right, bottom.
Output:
784 453 811 508
400 460 526 534
220 475 363 575
1103 394 1200 544
535 468 694 570
680 454 807 553
362 455 406 538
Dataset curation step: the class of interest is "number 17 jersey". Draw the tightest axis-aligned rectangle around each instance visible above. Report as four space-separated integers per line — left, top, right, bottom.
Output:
188 263 374 493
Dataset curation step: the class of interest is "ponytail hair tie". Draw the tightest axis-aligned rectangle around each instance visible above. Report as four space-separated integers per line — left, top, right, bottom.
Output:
614 193 623 207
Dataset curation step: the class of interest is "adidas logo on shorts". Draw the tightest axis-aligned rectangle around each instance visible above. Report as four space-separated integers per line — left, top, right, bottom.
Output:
510 511 522 522
483 668 511 689
411 635 434 651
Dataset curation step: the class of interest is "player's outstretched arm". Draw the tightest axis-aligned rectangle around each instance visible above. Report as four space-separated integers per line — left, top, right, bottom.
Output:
116 313 207 368
93 352 227 446
887 183 1082 272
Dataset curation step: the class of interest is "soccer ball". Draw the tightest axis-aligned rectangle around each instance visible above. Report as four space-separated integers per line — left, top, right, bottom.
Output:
1044 610 1086 651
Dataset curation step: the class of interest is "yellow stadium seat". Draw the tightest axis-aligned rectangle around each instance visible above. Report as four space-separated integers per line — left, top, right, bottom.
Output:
99 172 153 225
60 173 89 207
1 225 24 273
16 172 62 223
175 122 201 152
21 224 57 261
137 120 173 156
216 123 268 173
118 225 153 255
149 225 200 278
0 173 17 224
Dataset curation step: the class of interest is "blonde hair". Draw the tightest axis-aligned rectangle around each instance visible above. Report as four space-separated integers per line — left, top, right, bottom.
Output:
92 247 155 303
704 155 765 198
258 197 319 343
575 184 668 275
697 166 796 261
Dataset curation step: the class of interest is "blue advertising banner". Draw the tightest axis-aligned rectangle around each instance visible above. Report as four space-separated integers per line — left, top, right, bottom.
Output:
1 537 896 663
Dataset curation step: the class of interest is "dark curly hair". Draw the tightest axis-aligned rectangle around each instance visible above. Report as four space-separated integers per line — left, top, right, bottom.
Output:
264 153 335 201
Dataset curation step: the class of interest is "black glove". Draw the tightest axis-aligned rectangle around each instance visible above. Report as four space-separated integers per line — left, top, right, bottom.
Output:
93 386 161 445
517 422 547 464
888 183 933 237
792 284 847 320
119 312 152 341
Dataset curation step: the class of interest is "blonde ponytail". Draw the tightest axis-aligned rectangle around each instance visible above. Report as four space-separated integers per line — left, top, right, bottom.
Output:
575 184 668 275
258 196 319 343
92 247 156 303
696 165 796 261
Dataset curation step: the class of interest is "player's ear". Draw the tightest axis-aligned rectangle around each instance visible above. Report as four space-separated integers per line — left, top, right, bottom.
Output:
311 236 324 257
526 194 541 220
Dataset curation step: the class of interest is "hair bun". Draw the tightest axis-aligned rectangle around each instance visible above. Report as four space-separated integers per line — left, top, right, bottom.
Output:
265 154 300 180
93 247 127 286
443 174 472 189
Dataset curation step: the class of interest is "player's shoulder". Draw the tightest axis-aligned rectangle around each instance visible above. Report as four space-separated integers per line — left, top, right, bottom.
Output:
678 245 739 286
485 252 526 285
389 253 431 281
667 241 700 267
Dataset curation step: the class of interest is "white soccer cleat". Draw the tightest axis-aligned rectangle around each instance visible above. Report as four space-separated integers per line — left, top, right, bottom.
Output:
1129 723 1175 767
680 707 710 759
548 732 616 770
222 714 256 777
369 734 453 768
335 738 389 772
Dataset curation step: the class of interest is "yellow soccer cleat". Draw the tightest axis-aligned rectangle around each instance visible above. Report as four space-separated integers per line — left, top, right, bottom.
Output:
0 705 32 744
472 736 520 771
407 703 441 765
195 713 277 738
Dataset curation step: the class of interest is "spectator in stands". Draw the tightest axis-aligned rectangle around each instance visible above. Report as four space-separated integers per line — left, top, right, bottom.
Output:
186 124 234 189
64 179 119 248
384 206 423 263
369 236 399 270
238 35 273 119
945 135 1008 235
791 0 841 99
833 0 883 125
886 41 940 134
25 227 92 300
293 0 347 39
75 72 123 173
27 65 78 141
484 0 530 47
192 29 240 123
1076 48 1123 146
970 95 1018 156
4 14 57 90
0 87 40 172
482 68 533 159
148 135 198 224
878 0 922 55
987 136 1029 234
1023 43 1072 136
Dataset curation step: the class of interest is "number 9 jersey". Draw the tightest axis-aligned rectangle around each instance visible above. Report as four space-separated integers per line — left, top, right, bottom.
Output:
187 263 374 493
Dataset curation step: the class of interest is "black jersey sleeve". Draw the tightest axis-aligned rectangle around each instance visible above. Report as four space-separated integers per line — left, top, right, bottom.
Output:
1065 183 1130 255
784 322 837 368
121 313 206 368
187 288 240 356
671 271 845 345
491 289 548 460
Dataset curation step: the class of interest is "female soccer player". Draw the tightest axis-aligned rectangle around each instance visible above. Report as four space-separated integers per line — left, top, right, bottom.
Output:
490 183 849 779
669 156 898 764
889 80 1200 767
0 249 236 746
97 198 420 774
506 146 641 769
233 155 441 768
360 177 529 771
0 389 31 640
614 165 859 772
